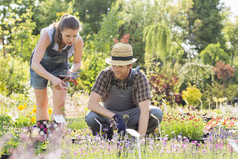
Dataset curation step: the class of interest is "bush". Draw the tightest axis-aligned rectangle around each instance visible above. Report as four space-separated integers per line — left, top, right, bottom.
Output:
182 83 202 106
202 82 238 109
149 73 179 106
0 54 30 96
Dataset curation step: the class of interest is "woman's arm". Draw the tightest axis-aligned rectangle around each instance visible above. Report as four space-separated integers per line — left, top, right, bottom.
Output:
31 32 67 90
68 36 83 73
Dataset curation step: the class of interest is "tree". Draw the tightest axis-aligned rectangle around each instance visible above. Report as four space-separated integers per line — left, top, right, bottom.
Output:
178 62 214 90
0 0 35 58
187 0 226 52
143 23 171 63
200 42 229 66
213 60 235 87
73 0 116 35
223 17 238 66
32 0 73 35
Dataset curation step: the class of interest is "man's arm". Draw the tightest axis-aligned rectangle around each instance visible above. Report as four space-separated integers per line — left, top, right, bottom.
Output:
138 99 150 136
88 91 115 119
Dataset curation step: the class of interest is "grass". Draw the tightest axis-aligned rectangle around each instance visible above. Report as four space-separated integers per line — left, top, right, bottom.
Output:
66 117 88 130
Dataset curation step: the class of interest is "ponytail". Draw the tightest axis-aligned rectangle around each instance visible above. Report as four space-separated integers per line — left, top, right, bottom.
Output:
54 14 81 52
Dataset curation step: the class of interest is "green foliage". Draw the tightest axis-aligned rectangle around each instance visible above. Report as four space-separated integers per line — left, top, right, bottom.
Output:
0 54 30 96
10 9 38 61
178 62 214 91
67 117 88 130
73 0 116 34
96 1 123 52
32 0 74 35
182 83 202 106
161 112 204 139
223 17 238 65
143 23 171 63
14 116 32 128
202 82 238 109
2 131 21 154
0 0 36 58
187 0 226 52
79 41 108 92
0 114 14 137
200 43 229 66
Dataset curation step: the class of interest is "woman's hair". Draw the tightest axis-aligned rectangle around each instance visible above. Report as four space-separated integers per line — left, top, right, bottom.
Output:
54 14 81 51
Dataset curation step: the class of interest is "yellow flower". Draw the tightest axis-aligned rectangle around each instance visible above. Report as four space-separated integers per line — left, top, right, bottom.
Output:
31 116 36 123
32 108 37 114
33 105 37 108
18 105 25 111
48 108 52 115
29 112 32 115
24 103 27 108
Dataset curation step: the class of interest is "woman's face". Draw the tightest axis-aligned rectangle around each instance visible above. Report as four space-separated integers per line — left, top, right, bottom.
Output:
61 28 79 46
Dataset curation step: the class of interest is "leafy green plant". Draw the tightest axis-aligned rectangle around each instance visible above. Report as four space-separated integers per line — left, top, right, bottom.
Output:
178 62 214 91
0 54 30 96
161 112 204 139
14 115 35 128
202 82 238 109
182 83 202 106
200 43 229 66
0 114 14 137
67 117 88 130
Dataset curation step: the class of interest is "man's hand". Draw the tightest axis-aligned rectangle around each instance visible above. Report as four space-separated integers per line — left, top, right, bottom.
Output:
113 114 126 135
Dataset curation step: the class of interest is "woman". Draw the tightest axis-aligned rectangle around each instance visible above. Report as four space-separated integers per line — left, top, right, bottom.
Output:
30 14 83 139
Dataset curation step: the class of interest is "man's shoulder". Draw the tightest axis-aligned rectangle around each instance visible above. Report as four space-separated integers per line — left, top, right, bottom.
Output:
102 66 112 72
99 66 113 76
133 69 147 80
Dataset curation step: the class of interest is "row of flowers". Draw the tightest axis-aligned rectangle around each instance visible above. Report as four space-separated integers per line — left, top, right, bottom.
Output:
17 104 52 123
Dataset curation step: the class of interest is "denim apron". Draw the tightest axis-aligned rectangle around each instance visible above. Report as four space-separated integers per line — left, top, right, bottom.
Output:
85 66 161 134
30 28 72 89
103 67 142 129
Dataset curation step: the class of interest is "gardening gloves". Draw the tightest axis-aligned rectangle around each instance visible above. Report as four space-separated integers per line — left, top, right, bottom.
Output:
113 114 126 136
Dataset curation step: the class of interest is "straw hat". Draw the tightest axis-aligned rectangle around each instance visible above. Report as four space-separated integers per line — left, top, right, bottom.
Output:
105 43 137 66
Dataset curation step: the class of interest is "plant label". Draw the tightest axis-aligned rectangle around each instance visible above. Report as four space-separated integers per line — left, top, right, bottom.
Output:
53 115 66 123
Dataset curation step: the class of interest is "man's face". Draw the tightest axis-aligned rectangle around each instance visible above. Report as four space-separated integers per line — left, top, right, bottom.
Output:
61 28 79 46
112 65 132 80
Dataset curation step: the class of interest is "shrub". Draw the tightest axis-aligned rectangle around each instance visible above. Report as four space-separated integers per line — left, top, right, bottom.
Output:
213 60 235 87
149 73 179 106
182 83 202 106
0 54 30 96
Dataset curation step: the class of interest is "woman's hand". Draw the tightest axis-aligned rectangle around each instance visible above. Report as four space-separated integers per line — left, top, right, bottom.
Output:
52 76 67 90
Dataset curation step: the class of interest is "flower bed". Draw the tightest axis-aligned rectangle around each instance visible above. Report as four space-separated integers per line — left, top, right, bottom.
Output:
160 112 204 139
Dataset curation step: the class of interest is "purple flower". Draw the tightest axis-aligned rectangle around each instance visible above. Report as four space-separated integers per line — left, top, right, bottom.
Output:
192 141 197 144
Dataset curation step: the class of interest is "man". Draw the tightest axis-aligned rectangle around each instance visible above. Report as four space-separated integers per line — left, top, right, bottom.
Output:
85 43 163 139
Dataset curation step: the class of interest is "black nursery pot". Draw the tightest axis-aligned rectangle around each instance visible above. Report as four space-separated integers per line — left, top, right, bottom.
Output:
1 154 11 159
189 138 207 144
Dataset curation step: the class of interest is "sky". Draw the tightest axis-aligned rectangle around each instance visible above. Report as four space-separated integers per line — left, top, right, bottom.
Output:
221 0 238 21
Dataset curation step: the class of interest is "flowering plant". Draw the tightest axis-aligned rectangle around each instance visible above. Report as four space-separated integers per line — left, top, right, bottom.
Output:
203 117 238 133
161 112 204 139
